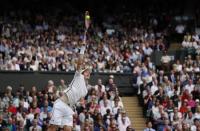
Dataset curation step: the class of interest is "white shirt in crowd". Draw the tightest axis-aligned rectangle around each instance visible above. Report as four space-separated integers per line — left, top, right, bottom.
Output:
194 113 200 120
40 111 48 120
23 101 30 109
112 106 121 115
11 63 20 71
185 116 194 126
182 40 189 47
99 99 111 107
16 112 24 122
151 84 158 95
191 125 197 131
161 55 171 64
94 84 105 93
30 62 39 71
193 67 200 72
13 98 20 108
184 84 194 93
26 113 34 122
192 34 199 42
186 66 194 72
152 106 159 117
111 99 124 109
143 47 153 56
175 24 185 34
79 112 85 124
153 111 161 120
73 125 81 131
100 104 112 116
176 64 182 72
117 116 131 131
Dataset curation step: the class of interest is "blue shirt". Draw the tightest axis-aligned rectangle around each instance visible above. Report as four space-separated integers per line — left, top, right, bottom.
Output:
40 106 52 113
144 128 156 131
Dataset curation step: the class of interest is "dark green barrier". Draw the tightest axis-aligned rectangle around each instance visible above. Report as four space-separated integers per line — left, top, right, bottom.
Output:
0 71 134 95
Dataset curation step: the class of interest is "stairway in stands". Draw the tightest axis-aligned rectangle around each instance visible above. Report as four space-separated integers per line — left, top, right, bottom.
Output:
122 96 146 131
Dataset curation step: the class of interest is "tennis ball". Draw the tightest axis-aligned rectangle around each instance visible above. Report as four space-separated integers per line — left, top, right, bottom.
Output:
86 15 90 19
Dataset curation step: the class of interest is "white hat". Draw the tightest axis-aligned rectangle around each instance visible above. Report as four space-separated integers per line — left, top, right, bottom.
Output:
6 86 12 91
48 80 54 85
164 76 168 80
12 57 17 62
24 57 29 63
109 75 114 79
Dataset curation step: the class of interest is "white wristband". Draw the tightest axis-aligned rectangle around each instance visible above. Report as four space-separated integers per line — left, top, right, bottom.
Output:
80 46 86 54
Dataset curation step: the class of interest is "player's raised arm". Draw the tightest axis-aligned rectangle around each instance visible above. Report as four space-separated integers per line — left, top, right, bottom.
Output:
76 43 86 72
77 11 91 72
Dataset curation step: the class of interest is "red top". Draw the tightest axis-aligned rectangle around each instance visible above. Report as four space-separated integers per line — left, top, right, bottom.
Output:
8 106 17 114
179 106 188 114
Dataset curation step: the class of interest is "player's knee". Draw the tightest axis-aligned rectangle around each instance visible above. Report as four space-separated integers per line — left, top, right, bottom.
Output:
47 125 58 131
63 125 72 131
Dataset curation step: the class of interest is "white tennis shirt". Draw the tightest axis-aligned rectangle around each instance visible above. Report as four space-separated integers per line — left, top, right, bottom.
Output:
64 71 88 106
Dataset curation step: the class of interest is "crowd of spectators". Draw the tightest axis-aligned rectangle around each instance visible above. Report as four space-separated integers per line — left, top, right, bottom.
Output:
136 54 200 130
0 75 134 131
0 7 172 73
182 33 200 54
0 1 200 131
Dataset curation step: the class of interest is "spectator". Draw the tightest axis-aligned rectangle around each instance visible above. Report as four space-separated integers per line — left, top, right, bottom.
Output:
117 111 131 131
6 117 17 131
94 79 106 98
29 119 42 131
8 101 17 114
107 118 118 131
144 121 156 131
160 51 171 71
0 115 7 130
100 100 112 116
56 79 67 97
72 118 81 131
194 106 200 119
0 98 5 114
191 118 200 131
184 79 195 94
40 100 52 113
112 97 122 115
30 102 40 115
175 23 185 34
182 121 190 131
94 113 107 131
46 80 56 95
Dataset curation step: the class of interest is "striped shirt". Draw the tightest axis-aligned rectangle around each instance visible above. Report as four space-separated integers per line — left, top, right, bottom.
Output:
64 71 88 106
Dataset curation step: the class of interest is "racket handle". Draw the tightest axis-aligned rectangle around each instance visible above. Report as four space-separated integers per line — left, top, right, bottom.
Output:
83 29 88 45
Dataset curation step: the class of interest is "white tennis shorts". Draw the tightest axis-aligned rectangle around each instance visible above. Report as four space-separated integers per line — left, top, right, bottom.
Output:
49 99 74 127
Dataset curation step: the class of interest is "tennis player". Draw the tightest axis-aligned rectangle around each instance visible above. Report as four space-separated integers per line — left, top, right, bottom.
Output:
48 44 90 131
48 11 91 131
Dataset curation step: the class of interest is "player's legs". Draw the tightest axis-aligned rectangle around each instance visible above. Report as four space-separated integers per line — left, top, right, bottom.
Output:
49 99 74 131
61 112 73 131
